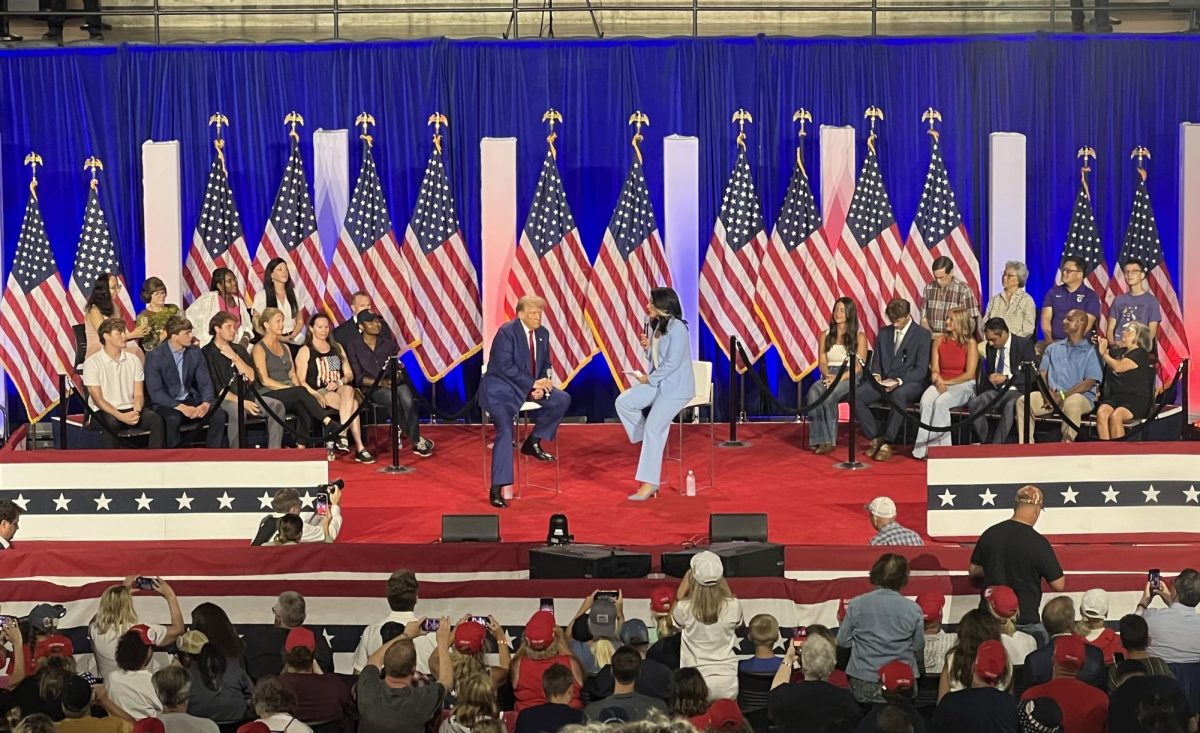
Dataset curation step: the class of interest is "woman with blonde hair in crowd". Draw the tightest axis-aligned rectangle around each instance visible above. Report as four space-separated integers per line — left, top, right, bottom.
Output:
88 578 185 679
672 552 743 700
439 673 499 733
912 306 979 460
646 587 681 670
12 713 56 733
429 617 512 691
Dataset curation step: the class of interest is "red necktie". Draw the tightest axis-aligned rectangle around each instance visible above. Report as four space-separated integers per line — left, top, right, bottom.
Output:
528 329 536 377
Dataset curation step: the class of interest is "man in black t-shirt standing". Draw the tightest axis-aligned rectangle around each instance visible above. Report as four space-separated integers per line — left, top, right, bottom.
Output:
968 485 1065 646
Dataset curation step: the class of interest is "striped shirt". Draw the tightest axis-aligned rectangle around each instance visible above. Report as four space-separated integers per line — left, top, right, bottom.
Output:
870 521 925 547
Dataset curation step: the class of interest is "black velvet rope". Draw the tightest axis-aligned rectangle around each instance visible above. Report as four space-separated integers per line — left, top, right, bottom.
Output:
865 369 1020 433
730 339 849 417
243 360 390 446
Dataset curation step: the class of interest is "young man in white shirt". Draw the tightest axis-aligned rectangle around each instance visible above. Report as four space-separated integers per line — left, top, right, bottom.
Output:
82 317 165 448
351 569 437 675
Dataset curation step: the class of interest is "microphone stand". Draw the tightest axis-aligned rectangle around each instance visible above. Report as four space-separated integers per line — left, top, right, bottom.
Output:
379 356 413 475
834 355 868 470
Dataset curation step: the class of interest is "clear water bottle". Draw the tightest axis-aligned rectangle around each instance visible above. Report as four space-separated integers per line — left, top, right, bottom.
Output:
503 485 514 501
326 440 336 462
685 470 696 496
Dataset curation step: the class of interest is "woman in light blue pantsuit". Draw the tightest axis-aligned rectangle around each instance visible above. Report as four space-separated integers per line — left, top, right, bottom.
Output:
615 287 695 501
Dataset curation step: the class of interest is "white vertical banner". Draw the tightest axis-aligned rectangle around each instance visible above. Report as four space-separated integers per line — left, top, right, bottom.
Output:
0 133 6 432
312 129 349 263
480 138 518 359
141 140 182 301
819 125 856 243
988 133 1027 298
1179 123 1200 418
663 135 700 357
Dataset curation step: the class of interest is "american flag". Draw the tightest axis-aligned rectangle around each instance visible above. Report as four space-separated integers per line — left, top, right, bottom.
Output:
835 137 902 344
893 137 978 313
325 139 420 349
250 135 326 321
1108 171 1189 378
699 149 771 366
587 160 671 390
754 151 833 381
401 146 482 381
1061 171 1110 310
182 145 252 305
67 182 135 326
0 183 77 420
505 150 596 386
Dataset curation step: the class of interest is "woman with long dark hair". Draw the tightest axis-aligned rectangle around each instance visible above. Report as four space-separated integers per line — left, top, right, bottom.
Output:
186 267 253 347
251 258 304 345
937 608 1007 699
189 603 245 663
83 272 146 362
806 297 869 455
173 633 252 724
614 287 695 501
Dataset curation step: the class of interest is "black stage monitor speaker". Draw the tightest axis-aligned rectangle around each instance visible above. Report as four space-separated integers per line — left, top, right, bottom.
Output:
661 541 785 579
530 544 652 579
710 513 768 542
441 514 501 543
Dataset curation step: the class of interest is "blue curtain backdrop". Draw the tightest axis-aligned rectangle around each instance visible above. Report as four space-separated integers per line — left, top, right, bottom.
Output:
2 34 1198 425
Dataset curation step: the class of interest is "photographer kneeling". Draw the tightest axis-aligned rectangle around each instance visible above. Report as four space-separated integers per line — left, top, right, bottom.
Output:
251 485 343 546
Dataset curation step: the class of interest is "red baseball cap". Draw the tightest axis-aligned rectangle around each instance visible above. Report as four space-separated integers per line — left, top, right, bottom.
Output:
132 719 164 733
973 639 1008 684
284 627 316 652
984 586 1019 619
524 610 556 651
33 634 75 661
879 660 914 693
129 624 153 645
236 723 269 733
690 699 744 732
454 621 487 655
916 591 945 623
650 586 675 614
1053 634 1086 672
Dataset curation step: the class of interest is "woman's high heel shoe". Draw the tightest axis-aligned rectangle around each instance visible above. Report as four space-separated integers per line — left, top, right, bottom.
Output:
628 485 659 501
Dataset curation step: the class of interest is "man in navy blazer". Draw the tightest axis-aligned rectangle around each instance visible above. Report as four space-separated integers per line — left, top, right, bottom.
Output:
853 298 932 461
480 295 571 508
145 316 227 448
967 316 1037 444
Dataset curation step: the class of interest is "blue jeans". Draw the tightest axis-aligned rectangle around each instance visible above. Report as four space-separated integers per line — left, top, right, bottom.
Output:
806 377 854 447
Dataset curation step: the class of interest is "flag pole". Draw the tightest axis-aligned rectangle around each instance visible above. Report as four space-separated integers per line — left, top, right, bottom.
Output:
794 109 812 425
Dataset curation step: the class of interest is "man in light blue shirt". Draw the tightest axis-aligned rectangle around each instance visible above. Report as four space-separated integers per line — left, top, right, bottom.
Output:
1016 309 1103 443
1138 568 1200 664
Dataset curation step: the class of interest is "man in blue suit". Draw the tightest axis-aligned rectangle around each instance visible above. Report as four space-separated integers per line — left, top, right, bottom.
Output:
853 298 932 461
145 315 227 448
480 295 570 508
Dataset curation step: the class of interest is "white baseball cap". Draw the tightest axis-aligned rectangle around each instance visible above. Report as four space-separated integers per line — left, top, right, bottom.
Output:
1080 588 1109 620
690 550 725 586
866 496 897 519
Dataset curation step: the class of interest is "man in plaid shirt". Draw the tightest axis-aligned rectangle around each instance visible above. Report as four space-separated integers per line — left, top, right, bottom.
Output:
921 256 980 334
866 496 924 546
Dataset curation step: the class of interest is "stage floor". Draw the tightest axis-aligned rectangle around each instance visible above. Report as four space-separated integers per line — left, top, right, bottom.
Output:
334 422 927 546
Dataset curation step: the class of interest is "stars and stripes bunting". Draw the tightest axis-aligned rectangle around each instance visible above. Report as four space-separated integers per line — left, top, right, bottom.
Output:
67 181 135 326
587 160 672 390
400 146 483 381
0 181 77 420
835 137 902 344
182 143 252 306
754 150 833 381
505 150 596 387
325 138 420 348
700 148 771 366
1061 169 1110 316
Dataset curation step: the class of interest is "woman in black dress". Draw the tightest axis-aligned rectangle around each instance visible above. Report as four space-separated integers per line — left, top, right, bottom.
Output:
1095 321 1156 440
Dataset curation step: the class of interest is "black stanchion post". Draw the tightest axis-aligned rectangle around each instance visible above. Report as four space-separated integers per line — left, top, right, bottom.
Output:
236 376 246 447
379 356 413 475
834 356 868 470
720 336 749 448
1023 361 1034 445
58 374 68 450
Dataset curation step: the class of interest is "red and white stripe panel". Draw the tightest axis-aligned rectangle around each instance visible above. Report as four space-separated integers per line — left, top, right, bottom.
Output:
837 224 901 345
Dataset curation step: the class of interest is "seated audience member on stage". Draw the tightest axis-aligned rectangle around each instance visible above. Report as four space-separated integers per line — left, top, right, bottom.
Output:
107 626 164 719
938 609 1008 700
1021 597 1105 690
1137 568 1200 666
83 317 166 448
250 678 312 733
919 591 956 678
806 297 869 455
836 554 924 705
1021 635 1108 733
295 313 374 464
1041 256 1100 345
1076 589 1124 666
1107 660 1192 733
865 496 923 547
1095 321 1156 441
145 316 227 449
1107 258 1161 343
673 552 742 701
344 310 433 458
933 639 1018 733
768 633 860 732
615 287 695 502
351 570 437 676
912 306 977 460
332 291 395 345
135 277 182 354
1015 309 1102 444
0 498 21 550
249 487 342 547
582 646 668 723
738 614 782 674
84 272 147 362
277 628 353 725
970 486 1063 645
172 631 252 725
515 663 584 733
984 261 1037 339
203 312 285 449
511 611 583 712
356 619 452 733
251 258 305 346
243 592 333 681
89 580 185 680
983 586 1037 668
967 317 1035 444
153 666 219 733
60 675 135 732
186 268 254 348
252 308 327 441
855 298 932 462
480 294 570 508
1106 614 1172 690
920 256 981 334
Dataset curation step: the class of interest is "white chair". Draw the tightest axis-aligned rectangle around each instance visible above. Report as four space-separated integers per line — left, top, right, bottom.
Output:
480 363 561 499
663 360 715 494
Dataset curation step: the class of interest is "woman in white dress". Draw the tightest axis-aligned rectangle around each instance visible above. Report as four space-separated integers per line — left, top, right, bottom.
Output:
671 551 743 700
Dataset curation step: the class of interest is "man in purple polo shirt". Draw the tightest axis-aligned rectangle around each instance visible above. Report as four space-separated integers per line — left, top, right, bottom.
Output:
1040 256 1100 344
